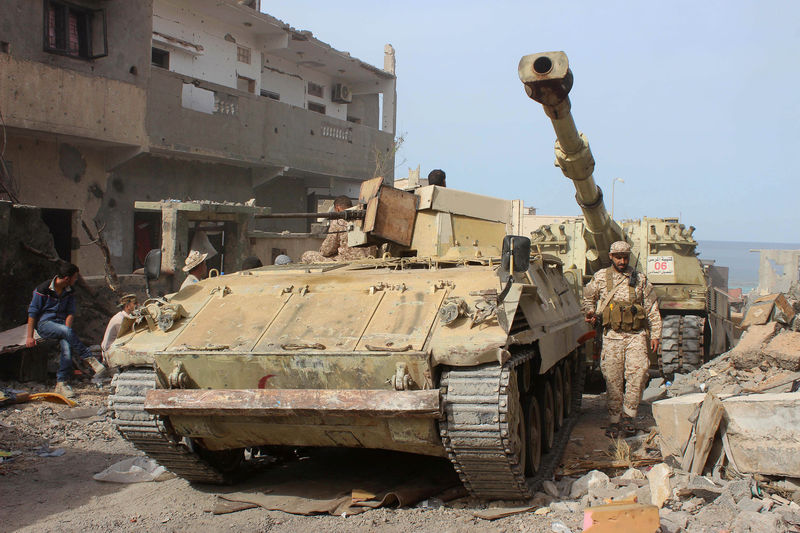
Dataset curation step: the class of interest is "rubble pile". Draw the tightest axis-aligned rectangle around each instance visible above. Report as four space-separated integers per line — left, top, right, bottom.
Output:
0 381 117 474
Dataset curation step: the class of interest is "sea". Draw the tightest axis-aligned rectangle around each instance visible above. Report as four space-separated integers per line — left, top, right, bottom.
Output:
697 240 800 293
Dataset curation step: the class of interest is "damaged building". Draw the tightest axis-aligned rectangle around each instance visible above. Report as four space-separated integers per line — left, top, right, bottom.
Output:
0 0 397 277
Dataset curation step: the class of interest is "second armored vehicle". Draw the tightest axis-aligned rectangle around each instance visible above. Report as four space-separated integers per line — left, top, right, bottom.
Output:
518 51 732 376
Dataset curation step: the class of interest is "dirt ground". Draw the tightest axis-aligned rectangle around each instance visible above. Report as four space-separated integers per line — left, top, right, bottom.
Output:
0 377 643 533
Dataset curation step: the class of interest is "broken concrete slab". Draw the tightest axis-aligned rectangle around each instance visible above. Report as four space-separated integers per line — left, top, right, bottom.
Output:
541 479 559 499
723 391 800 477
569 470 609 499
764 331 800 370
647 463 672 508
731 510 787 533
651 393 705 458
620 467 646 481
686 475 723 500
730 322 781 369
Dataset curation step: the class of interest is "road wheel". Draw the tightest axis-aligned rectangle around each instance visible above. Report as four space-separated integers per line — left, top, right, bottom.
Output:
562 362 573 419
539 381 555 452
524 395 542 476
552 366 564 431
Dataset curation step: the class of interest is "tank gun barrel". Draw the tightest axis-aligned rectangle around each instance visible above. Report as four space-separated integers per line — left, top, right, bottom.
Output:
255 209 366 220
518 51 623 266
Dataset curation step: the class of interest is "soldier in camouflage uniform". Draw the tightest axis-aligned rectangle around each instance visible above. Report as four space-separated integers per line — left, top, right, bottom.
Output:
582 241 662 437
301 196 377 263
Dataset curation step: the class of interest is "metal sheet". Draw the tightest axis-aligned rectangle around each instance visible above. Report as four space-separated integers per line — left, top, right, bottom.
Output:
144 388 442 418
357 291 445 351
255 292 383 352
169 292 289 351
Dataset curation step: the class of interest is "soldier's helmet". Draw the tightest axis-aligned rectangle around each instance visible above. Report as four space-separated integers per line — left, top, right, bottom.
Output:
609 241 631 255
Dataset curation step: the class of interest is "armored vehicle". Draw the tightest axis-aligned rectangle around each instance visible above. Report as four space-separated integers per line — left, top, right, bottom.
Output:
107 178 591 500
518 51 730 376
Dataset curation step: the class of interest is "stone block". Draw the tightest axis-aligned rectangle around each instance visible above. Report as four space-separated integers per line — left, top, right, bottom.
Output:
687 475 723 501
582 502 660 533
647 463 672 508
731 510 786 533
542 479 559 499
764 331 800 370
725 479 753 503
723 391 800 476
736 497 763 513
652 394 705 458
730 322 781 370
620 467 646 480
570 470 609 499
659 509 689 533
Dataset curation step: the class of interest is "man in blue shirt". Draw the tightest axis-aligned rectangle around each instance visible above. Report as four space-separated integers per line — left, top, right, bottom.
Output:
26 263 107 398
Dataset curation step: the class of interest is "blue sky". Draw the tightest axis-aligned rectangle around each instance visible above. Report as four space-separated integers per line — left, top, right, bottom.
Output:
265 1 800 242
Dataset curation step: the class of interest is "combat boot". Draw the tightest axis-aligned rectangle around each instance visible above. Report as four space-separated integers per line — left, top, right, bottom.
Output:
85 356 109 379
55 382 76 399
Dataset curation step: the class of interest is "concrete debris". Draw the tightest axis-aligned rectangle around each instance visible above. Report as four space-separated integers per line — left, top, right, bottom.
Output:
646 463 672 508
732 510 787 533
620 467 646 480
569 470 609 499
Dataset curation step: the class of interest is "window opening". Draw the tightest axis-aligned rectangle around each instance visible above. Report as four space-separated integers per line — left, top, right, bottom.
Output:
307 81 324 98
40 208 73 262
237 75 255 94
236 45 251 64
43 0 107 59
308 102 326 114
260 89 280 101
151 48 169 69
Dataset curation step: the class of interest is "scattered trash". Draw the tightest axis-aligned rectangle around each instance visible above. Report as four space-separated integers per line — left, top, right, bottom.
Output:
473 505 535 520
550 521 573 533
416 497 444 509
35 442 65 457
93 457 169 483
0 450 22 463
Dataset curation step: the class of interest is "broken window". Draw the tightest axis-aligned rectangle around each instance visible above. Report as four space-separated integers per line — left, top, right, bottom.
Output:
40 208 73 262
237 75 255 94
236 45 251 64
43 0 107 59
151 47 169 69
308 102 326 114
260 89 280 101
307 81 324 98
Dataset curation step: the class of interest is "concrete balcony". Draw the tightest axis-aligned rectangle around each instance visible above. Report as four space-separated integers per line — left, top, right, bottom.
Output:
0 54 147 148
146 68 395 181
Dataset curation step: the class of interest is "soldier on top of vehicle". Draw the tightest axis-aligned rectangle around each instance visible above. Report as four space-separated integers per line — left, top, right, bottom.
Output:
300 196 377 263
583 240 662 438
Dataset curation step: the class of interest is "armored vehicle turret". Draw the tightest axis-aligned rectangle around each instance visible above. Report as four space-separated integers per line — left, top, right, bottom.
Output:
518 51 731 376
107 177 591 500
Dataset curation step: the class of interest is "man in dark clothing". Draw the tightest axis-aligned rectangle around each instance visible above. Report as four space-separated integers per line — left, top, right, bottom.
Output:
428 169 446 187
26 263 106 398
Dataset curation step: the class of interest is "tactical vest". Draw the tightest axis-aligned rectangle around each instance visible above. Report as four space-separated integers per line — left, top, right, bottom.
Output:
600 269 647 332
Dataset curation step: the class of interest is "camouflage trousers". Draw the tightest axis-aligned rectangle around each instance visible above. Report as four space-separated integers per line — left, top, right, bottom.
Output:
600 330 650 423
300 251 335 263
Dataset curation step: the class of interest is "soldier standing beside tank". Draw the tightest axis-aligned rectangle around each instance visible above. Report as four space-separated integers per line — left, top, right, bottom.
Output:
583 241 662 438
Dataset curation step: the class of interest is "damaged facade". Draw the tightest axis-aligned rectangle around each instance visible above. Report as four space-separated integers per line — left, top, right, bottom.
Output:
0 0 397 276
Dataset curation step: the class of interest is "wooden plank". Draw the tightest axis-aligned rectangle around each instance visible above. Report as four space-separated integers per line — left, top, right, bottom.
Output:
690 392 724 475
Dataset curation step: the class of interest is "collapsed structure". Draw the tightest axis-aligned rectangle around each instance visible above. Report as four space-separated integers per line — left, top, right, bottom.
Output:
0 0 397 279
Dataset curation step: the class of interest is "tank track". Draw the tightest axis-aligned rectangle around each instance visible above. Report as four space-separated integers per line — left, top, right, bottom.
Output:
108 369 233 484
660 315 704 378
440 350 584 500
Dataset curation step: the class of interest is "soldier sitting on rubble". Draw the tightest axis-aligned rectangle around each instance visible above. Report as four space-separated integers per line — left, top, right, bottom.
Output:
180 250 208 290
300 196 377 263
428 169 446 187
25 262 108 399
100 293 137 366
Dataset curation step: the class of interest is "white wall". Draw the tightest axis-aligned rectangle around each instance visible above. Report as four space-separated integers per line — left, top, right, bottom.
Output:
154 1 262 92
